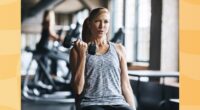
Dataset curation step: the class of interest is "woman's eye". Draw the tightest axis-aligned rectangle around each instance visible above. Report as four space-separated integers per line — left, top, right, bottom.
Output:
104 20 109 23
95 20 100 23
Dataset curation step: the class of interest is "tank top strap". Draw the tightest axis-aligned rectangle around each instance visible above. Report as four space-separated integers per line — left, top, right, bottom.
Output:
109 42 120 61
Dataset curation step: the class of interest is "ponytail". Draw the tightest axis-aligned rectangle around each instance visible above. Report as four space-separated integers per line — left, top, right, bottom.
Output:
82 17 91 43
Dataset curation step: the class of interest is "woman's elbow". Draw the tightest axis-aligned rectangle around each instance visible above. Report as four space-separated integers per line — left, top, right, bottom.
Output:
73 80 84 95
74 86 83 95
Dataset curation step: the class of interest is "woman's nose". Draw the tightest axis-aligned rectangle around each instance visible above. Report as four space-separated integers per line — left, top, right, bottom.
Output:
99 21 104 28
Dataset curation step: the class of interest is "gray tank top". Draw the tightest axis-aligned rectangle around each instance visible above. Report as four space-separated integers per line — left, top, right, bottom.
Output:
80 42 128 107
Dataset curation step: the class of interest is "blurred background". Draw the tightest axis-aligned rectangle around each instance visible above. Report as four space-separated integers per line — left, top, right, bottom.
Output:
21 0 179 110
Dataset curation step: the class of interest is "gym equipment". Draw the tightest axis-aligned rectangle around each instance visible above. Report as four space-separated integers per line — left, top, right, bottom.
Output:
63 22 96 55
111 28 125 45
22 47 75 103
22 24 80 103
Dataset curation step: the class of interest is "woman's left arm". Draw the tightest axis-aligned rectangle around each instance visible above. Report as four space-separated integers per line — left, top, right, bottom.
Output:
115 44 136 109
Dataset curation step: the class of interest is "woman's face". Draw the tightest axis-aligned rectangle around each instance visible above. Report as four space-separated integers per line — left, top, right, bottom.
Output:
89 11 110 38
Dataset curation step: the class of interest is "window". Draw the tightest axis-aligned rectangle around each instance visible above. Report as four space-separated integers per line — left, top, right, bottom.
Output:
111 0 151 64
136 0 151 62
124 0 151 64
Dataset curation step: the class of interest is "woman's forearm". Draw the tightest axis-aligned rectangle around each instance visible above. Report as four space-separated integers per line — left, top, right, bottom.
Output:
122 84 136 109
73 56 86 95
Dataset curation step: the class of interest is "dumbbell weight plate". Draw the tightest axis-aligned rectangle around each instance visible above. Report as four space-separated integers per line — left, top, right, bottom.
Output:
88 43 96 55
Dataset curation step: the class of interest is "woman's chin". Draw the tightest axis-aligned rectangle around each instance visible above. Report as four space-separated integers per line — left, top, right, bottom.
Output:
97 34 105 38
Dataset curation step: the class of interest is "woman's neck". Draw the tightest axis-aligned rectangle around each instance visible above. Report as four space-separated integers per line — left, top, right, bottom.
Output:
90 36 109 55
90 35 107 47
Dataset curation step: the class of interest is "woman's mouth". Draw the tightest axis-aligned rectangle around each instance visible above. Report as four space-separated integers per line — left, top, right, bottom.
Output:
98 30 104 33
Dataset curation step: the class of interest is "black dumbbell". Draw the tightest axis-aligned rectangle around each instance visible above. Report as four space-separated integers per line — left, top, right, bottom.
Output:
62 23 96 55
63 36 96 55
87 42 96 55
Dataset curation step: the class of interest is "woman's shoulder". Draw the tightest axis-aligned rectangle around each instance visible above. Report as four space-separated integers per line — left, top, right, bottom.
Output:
112 43 126 60
112 43 126 53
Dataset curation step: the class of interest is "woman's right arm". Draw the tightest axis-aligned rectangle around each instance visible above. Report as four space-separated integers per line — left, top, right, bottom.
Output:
70 40 87 95
48 21 61 41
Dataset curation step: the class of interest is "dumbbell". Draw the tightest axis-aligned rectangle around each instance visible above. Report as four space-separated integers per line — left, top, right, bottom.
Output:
62 23 96 55
63 22 96 55
63 35 96 55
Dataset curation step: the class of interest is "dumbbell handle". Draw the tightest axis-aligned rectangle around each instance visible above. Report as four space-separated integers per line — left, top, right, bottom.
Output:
64 40 96 55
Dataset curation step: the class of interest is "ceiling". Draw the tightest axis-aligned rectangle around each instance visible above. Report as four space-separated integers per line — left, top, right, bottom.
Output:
54 0 83 13
21 0 107 33
21 0 105 21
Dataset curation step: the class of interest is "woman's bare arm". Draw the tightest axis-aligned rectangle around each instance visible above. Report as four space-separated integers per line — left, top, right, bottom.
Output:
70 40 87 95
115 43 136 109
46 20 61 41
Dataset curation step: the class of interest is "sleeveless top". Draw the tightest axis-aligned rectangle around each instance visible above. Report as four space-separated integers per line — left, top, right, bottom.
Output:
36 28 49 51
37 21 50 52
80 42 129 107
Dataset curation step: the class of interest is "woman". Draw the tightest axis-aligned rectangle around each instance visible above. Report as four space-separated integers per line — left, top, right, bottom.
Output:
70 8 136 110
36 10 60 52
36 10 61 81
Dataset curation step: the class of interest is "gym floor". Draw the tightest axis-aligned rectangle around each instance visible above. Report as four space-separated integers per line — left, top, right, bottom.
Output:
22 100 75 110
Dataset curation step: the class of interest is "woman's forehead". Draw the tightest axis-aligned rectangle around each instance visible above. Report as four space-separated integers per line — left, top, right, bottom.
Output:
98 9 110 15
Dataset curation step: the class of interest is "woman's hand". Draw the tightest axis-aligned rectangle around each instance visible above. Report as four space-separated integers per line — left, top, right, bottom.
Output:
74 39 88 57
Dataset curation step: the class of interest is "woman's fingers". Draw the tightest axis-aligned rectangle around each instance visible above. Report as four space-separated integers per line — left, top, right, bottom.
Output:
74 39 80 46
74 39 88 54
